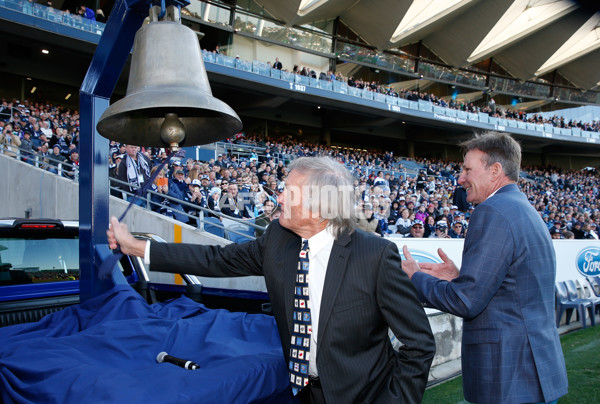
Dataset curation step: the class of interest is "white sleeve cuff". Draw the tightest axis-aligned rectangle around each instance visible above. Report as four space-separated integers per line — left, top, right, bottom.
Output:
143 240 151 266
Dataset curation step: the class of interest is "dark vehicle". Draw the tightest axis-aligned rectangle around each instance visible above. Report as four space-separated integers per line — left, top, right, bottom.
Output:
0 219 270 328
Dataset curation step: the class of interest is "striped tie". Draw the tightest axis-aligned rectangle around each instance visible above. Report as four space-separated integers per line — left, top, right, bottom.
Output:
289 240 311 395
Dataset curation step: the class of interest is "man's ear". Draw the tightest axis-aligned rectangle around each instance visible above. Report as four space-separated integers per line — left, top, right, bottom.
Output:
490 162 503 180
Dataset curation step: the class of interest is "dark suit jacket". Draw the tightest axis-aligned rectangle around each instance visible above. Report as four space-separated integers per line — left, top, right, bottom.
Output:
412 184 568 404
150 221 435 403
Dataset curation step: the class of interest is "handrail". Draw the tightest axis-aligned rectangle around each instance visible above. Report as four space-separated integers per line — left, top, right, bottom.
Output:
108 176 265 240
0 143 78 179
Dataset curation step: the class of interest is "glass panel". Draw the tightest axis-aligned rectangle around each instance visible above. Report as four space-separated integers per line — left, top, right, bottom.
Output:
489 77 550 98
418 62 486 88
233 11 332 54
554 87 600 104
335 42 415 74
0 236 79 285
186 1 231 25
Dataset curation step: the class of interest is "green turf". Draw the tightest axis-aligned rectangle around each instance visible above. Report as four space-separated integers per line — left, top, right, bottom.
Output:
422 326 600 404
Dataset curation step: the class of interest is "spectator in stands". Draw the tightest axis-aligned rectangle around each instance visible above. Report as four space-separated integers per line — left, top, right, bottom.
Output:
20 132 35 164
46 144 62 174
149 166 188 222
95 8 106 23
563 230 575 239
272 57 282 70
421 215 435 238
432 220 450 238
116 144 152 206
357 203 383 237
184 178 207 225
402 132 568 404
221 182 252 219
62 150 79 180
207 186 222 218
387 200 401 225
583 222 599 240
405 219 424 238
254 199 276 237
0 124 21 158
448 221 464 238
550 227 562 239
414 204 428 223
171 168 189 195
77 5 95 21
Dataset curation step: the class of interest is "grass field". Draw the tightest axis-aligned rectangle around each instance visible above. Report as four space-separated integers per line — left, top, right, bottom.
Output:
422 326 600 404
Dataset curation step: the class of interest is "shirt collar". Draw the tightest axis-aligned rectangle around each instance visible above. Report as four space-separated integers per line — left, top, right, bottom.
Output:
305 227 335 256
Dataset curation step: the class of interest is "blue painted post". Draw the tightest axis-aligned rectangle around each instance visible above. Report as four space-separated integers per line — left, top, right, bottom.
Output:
78 0 150 302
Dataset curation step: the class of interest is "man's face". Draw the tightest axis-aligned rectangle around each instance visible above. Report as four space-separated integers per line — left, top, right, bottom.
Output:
410 223 424 238
452 223 462 233
263 200 275 215
228 184 238 197
277 170 315 234
458 149 496 204
126 145 139 158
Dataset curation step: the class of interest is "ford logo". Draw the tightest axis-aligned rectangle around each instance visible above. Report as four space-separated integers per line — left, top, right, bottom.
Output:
400 249 442 264
575 247 600 277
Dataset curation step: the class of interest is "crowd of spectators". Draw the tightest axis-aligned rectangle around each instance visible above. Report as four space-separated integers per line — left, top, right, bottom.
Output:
1 95 599 241
251 56 600 133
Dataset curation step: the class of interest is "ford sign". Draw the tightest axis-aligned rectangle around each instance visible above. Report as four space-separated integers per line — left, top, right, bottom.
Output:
575 247 600 277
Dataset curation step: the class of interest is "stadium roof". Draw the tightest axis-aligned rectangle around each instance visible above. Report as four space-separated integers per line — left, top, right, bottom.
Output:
255 0 600 90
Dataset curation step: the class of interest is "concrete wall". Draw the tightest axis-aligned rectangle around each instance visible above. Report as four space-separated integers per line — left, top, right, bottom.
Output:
0 155 78 219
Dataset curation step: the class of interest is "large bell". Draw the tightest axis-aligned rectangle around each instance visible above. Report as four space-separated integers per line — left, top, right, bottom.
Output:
96 5 242 149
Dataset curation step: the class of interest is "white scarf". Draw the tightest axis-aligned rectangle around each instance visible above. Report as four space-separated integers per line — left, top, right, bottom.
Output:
126 153 151 190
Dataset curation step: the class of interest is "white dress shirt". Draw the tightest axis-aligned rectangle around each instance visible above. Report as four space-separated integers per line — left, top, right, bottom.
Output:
304 227 335 376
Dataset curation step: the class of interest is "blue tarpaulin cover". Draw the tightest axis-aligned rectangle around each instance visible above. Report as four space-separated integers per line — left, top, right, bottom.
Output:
0 285 293 403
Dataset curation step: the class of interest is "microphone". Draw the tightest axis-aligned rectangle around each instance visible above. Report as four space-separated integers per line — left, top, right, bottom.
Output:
156 351 200 370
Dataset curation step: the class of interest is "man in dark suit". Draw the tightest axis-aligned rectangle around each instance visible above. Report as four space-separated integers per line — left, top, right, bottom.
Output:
402 132 568 404
108 156 435 403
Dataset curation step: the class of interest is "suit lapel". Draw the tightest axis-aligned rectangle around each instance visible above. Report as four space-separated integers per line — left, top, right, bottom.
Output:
316 232 351 356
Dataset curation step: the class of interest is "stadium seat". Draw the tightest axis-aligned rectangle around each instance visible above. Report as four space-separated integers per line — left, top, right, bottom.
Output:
555 282 592 328
575 279 600 317
556 281 594 328
203 217 225 239
588 276 600 297
565 280 599 322
222 218 256 243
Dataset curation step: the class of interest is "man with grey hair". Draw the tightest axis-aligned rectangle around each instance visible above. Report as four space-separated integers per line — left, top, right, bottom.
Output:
402 132 568 404
108 156 434 403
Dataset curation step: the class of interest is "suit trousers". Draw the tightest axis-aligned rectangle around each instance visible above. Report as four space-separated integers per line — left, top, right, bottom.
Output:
296 382 326 404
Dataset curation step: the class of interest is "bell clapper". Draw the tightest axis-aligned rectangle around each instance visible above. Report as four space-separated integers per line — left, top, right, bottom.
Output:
160 112 186 151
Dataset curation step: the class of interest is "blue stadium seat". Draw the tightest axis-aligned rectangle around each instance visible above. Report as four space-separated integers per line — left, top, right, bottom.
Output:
203 217 225 238
555 281 594 328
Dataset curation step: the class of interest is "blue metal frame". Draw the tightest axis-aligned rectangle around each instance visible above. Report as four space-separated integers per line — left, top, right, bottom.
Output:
78 0 190 302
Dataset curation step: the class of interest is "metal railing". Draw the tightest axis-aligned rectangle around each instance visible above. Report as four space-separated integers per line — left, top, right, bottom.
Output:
108 176 264 242
0 143 79 180
0 143 265 242
0 0 106 35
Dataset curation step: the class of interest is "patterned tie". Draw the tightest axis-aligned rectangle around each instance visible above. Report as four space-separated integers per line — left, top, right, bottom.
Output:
289 240 311 395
